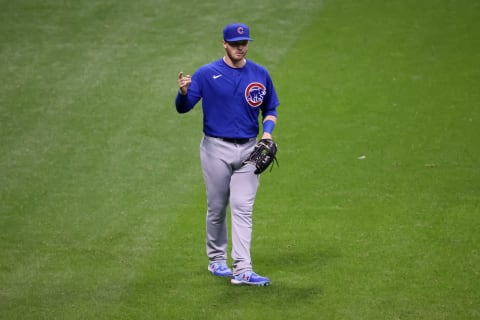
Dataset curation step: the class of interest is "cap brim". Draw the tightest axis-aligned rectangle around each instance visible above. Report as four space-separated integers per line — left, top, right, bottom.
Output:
225 37 253 42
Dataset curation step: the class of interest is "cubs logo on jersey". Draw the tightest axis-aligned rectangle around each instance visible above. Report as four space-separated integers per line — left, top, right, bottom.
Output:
245 82 266 107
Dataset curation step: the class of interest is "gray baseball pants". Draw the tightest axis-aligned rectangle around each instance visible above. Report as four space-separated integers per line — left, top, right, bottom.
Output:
200 135 259 275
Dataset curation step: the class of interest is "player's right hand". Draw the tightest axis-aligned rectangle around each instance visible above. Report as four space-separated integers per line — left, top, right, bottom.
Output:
178 71 191 95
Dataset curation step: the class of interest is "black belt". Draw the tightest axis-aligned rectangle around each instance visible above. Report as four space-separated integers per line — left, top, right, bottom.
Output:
208 136 254 145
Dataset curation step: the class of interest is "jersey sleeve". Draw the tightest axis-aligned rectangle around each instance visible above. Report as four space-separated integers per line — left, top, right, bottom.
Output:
261 73 280 118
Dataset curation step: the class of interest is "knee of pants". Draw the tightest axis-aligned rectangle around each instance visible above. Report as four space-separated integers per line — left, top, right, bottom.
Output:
208 198 228 212
230 198 254 216
207 200 228 222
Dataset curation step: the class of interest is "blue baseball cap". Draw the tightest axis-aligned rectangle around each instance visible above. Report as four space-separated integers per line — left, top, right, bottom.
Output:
223 23 253 42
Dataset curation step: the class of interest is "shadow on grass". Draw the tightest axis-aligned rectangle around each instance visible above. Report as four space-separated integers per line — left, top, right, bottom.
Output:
199 273 323 319
202 245 339 312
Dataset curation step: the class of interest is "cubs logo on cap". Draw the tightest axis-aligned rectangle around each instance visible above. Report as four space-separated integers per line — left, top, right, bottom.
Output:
223 23 254 42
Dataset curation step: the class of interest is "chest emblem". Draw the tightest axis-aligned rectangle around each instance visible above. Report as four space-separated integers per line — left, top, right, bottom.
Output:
245 82 266 107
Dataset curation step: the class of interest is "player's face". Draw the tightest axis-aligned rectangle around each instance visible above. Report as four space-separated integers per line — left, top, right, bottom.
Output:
224 40 249 62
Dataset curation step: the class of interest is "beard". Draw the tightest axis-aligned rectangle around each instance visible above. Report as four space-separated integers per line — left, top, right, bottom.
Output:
226 49 247 63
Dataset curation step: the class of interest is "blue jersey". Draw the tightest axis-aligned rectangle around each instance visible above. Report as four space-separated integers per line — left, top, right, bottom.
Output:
175 58 279 139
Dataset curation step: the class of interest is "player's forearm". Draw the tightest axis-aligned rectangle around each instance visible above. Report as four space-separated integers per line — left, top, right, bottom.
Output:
261 115 277 139
263 115 277 123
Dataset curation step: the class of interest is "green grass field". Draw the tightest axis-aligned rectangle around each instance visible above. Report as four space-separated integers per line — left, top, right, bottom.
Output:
1 0 479 319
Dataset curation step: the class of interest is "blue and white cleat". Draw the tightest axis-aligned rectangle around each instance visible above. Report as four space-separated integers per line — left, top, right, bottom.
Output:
208 262 233 277
231 271 270 286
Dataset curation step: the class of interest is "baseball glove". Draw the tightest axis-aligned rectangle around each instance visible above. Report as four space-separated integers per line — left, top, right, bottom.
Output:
244 139 278 174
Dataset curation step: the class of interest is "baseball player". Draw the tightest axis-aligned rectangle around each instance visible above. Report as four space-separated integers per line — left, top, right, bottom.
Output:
175 23 279 286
